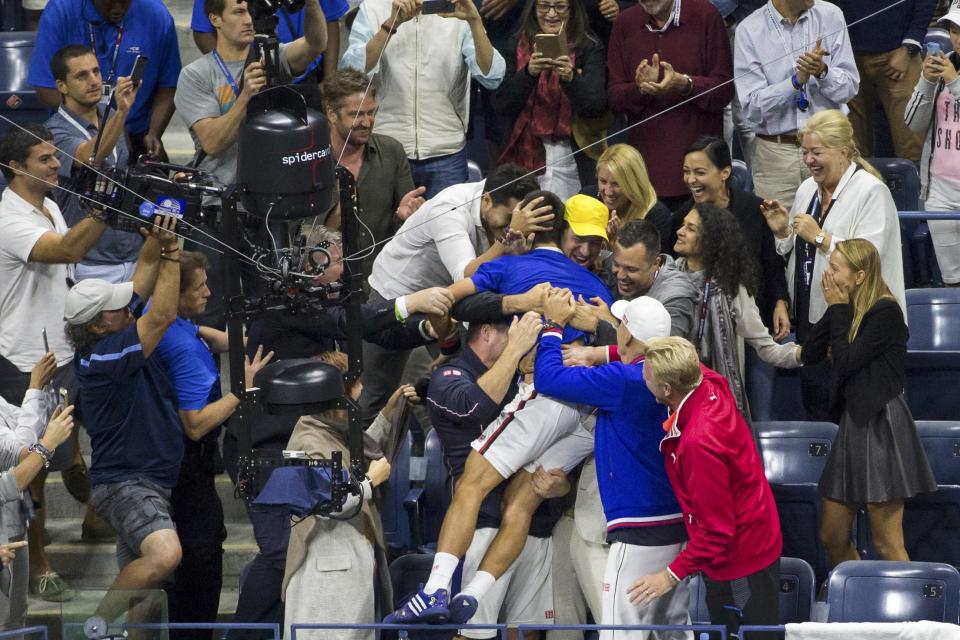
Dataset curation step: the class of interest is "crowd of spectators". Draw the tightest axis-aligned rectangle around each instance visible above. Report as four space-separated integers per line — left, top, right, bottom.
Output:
0 0 956 638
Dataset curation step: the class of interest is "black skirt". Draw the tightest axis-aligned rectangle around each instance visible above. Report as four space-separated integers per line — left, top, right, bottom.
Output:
819 395 938 504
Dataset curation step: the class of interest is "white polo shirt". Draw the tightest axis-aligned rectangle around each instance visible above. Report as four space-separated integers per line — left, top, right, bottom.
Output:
367 180 491 299
0 187 73 371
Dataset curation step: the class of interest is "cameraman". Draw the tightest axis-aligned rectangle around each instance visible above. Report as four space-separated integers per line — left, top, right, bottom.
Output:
175 0 328 194
45 45 143 284
64 214 182 625
153 250 272 640
223 226 453 639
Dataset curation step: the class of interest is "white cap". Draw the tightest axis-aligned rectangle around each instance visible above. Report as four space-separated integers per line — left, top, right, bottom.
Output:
64 279 134 325
940 1 960 28
610 296 672 343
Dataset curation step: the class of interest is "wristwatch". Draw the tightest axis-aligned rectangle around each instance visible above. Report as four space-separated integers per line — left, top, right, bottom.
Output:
814 232 825 248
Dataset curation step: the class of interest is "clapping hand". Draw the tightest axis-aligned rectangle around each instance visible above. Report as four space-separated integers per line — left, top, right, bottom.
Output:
796 37 828 84
760 199 791 239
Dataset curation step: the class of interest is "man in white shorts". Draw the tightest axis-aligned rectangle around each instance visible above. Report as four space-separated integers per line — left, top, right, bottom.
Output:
385 310 594 627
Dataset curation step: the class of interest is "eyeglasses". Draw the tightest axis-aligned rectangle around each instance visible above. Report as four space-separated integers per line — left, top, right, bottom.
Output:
536 2 569 13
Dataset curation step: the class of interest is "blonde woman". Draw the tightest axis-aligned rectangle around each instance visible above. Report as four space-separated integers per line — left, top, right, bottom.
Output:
801 239 935 568
760 109 905 418
596 144 673 253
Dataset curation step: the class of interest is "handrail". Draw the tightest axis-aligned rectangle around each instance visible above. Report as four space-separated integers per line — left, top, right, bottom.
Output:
0 626 48 640
899 211 960 221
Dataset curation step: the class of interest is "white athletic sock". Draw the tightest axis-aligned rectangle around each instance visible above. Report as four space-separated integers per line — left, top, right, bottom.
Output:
424 552 459 594
459 570 496 600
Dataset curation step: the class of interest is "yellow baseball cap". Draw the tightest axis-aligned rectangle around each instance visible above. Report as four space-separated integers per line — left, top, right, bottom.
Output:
564 194 609 241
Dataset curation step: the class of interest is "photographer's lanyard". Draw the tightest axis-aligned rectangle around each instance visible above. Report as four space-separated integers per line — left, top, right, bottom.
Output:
88 22 125 88
212 51 241 98
797 191 836 290
766 4 811 118
57 106 118 165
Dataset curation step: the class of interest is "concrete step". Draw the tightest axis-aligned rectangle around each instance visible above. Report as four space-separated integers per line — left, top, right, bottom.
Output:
44 474 252 525
42 520 256 590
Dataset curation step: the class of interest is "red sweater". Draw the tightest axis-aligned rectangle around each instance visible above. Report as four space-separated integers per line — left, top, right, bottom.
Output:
607 0 733 198
661 365 782 581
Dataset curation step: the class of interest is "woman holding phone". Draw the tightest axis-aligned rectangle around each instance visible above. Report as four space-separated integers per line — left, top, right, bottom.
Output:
494 0 607 200
904 9 960 287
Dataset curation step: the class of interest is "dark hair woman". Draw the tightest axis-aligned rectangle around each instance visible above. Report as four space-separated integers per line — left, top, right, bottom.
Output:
493 0 607 201
674 203 801 426
801 238 936 568
676 136 791 338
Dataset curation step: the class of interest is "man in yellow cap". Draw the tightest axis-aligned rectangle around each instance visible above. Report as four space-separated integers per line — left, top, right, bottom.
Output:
560 194 610 269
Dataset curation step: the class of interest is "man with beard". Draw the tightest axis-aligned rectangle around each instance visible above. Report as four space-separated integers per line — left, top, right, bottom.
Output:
320 69 426 279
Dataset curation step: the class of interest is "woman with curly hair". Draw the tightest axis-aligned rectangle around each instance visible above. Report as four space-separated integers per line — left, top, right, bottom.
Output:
674 203 801 424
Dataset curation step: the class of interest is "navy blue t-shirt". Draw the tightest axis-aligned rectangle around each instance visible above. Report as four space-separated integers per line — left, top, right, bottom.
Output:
77 296 184 488
155 316 221 411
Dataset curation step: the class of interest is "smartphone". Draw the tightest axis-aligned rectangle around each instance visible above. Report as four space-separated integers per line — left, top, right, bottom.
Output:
422 0 456 14
41 328 49 354
535 33 565 59
58 387 69 411
130 55 149 88
927 42 943 57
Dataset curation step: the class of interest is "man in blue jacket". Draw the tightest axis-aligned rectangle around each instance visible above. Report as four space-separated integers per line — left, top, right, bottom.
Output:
535 289 690 640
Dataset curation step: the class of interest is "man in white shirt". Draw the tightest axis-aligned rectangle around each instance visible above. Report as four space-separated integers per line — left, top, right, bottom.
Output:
360 163 544 423
340 0 506 198
0 123 111 600
735 0 859 206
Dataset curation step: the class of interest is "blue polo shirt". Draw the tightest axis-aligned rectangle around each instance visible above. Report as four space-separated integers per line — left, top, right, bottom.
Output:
28 0 182 135
191 0 350 83
155 316 221 411
471 247 613 305
77 296 184 488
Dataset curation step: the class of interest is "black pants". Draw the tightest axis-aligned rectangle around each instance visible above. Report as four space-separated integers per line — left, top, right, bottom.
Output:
221 434 289 640
704 559 782 640
800 360 834 421
165 436 226 640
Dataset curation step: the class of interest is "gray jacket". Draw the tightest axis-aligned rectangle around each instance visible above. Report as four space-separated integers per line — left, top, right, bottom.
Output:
904 66 959 201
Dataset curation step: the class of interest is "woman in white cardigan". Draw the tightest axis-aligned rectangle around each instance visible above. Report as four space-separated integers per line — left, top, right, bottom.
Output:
760 109 905 418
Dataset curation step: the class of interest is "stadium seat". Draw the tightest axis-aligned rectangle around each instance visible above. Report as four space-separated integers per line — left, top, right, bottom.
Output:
404 428 451 552
826 560 960 623
387 553 455 640
688 557 815 625
925 29 953 57
382 430 415 553
757 422 838 583
729 159 753 193
903 422 960 568
869 158 935 287
467 160 483 183
0 31 47 135
904 288 960 420
744 340 804 421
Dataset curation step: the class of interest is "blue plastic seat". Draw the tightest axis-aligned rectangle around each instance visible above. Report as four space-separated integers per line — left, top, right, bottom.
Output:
904 288 960 420
467 160 483 183
729 158 753 193
404 428 451 552
925 29 953 57
903 422 960 568
757 422 838 583
0 31 47 135
688 557 815 624
382 430 414 552
827 560 960 623
744 338 804 421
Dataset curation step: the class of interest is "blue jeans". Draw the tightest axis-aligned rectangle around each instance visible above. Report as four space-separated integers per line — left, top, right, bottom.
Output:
409 147 469 199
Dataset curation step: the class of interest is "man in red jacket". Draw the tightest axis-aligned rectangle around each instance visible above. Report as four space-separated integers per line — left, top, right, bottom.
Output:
630 336 782 639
